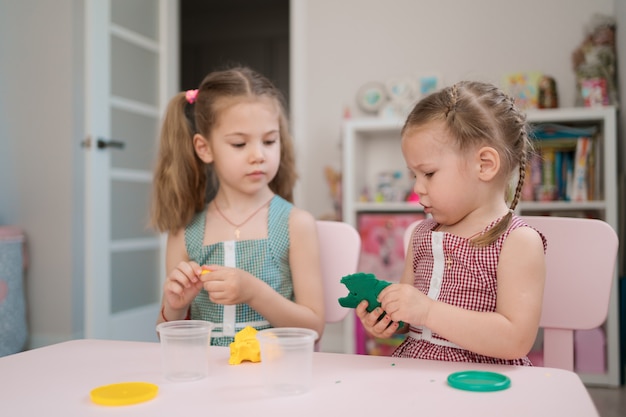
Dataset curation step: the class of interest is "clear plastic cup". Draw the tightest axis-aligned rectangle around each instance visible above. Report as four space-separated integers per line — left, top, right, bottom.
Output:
156 320 213 382
256 327 318 395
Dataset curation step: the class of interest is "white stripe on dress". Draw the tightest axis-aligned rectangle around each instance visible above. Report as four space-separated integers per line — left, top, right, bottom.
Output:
212 320 270 338
222 240 237 337
406 231 460 350
408 329 462 349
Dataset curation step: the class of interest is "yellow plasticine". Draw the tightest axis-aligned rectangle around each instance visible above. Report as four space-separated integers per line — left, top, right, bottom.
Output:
228 326 261 365
201 269 211 275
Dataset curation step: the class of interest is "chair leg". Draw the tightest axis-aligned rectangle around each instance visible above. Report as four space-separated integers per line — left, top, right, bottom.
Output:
543 329 574 371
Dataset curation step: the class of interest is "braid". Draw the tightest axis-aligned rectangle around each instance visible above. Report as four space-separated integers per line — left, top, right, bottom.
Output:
475 101 530 246
508 103 531 212
510 141 527 211
446 83 458 118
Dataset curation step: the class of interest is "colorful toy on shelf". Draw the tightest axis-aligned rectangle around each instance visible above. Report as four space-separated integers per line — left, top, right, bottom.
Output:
406 191 420 203
537 75 559 109
323 165 342 220
375 170 407 202
572 13 617 107
228 326 261 365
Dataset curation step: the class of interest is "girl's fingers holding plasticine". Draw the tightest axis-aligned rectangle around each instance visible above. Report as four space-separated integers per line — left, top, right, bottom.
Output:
355 300 369 318
198 268 212 280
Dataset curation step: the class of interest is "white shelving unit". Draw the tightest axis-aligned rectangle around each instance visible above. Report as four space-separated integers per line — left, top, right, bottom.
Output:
340 107 621 386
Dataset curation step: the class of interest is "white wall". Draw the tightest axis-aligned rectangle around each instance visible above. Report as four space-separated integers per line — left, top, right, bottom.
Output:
292 0 616 219
0 0 618 349
0 0 85 347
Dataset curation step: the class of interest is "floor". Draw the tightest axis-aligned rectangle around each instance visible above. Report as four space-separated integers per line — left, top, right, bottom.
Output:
587 385 626 416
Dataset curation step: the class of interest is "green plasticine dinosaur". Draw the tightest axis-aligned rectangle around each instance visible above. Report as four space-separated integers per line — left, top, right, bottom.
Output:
338 272 405 328
338 273 406 328
338 272 392 312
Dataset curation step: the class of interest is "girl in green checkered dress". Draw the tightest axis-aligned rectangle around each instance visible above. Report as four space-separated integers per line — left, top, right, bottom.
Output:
151 67 324 345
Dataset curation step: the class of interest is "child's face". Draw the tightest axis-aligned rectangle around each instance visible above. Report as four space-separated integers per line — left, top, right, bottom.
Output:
208 98 281 194
401 121 480 226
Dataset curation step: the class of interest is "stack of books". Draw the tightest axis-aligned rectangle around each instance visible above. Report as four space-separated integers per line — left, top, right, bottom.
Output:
522 123 600 202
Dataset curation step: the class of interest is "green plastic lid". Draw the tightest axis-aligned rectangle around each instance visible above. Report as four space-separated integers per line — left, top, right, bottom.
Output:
90 382 158 406
447 370 511 392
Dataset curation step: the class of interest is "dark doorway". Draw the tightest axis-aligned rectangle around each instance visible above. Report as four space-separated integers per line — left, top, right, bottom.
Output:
180 0 290 107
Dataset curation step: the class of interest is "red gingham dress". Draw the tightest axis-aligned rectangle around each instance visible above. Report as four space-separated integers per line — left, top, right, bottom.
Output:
393 215 546 365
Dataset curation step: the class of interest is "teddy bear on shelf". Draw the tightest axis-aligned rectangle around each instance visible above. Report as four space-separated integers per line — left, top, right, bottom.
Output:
572 14 618 107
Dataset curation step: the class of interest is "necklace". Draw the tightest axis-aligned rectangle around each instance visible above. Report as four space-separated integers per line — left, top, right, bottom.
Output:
442 230 483 270
214 196 274 240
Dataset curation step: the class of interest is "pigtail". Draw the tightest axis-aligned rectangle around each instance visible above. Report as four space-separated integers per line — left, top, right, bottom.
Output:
509 141 528 212
268 111 296 203
475 149 528 246
150 93 207 233
473 98 532 247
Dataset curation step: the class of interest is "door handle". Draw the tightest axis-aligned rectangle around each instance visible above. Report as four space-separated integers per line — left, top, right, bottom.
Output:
97 138 125 150
81 136 126 150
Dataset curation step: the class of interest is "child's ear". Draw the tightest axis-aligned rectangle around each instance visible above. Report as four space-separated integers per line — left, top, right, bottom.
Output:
193 134 213 163
476 146 500 181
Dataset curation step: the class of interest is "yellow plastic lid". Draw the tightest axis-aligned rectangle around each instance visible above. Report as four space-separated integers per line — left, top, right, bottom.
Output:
90 382 158 406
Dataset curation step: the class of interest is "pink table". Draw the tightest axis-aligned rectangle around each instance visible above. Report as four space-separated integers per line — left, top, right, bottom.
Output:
0 339 598 416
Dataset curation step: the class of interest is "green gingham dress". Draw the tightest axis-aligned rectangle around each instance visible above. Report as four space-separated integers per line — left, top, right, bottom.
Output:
186 195 293 346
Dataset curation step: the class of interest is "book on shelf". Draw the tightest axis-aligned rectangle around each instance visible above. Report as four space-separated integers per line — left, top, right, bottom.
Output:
523 123 600 202
572 136 591 201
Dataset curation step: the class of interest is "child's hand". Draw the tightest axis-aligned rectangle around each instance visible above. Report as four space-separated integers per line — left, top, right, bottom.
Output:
163 261 204 311
378 283 431 326
355 300 399 339
199 265 254 305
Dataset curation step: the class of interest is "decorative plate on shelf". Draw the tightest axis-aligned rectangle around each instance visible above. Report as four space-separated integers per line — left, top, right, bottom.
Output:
415 74 442 98
385 77 416 101
356 82 387 113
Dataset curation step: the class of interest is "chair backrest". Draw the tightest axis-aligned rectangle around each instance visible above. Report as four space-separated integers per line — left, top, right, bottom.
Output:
522 216 618 371
316 220 361 323
403 219 423 256
403 216 618 371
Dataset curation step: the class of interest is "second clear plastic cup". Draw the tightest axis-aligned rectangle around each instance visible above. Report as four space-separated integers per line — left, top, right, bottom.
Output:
256 327 318 395
156 320 213 382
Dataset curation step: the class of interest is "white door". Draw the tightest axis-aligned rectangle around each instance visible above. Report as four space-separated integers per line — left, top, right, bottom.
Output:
84 0 178 341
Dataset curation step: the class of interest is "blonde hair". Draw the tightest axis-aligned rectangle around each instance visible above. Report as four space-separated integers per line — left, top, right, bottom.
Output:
402 81 534 246
150 67 297 233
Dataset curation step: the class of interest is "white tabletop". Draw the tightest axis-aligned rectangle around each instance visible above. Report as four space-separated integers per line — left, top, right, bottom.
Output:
0 339 598 416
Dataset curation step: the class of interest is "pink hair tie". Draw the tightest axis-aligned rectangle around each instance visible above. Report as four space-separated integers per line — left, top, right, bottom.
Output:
185 89 198 104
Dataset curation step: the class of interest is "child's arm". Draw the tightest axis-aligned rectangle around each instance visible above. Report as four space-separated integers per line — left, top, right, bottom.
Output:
379 226 545 360
157 229 204 324
250 208 325 336
265 208 325 337
200 208 325 337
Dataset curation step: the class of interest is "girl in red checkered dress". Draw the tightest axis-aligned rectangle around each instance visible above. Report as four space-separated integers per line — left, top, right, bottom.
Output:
356 81 547 365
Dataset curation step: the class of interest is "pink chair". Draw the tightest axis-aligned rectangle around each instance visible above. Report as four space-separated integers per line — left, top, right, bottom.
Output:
316 221 361 324
404 216 618 371
522 216 618 371
403 219 423 256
